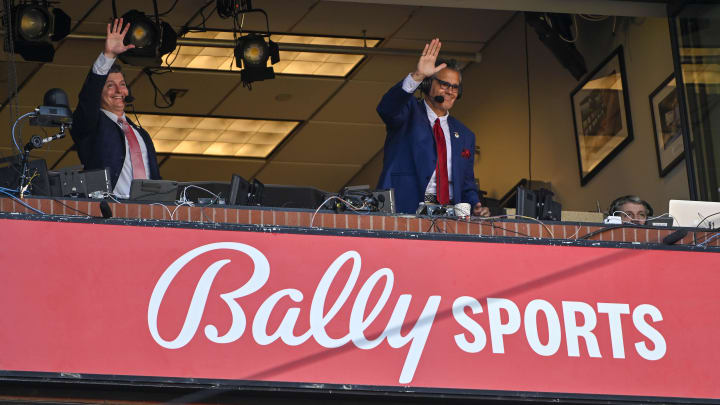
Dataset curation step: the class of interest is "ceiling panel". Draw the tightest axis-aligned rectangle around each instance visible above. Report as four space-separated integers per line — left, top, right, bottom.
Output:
213 75 344 120
274 121 386 164
394 7 515 42
79 0 192 24
313 80 390 124
52 38 110 67
255 161 361 192
291 2 416 37
381 38 484 53
70 21 109 36
129 70 240 115
351 54 418 81
159 155 265 182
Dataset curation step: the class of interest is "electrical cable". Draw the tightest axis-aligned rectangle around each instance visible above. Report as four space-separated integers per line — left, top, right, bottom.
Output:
567 226 582 240
545 13 578 43
12 112 36 153
143 68 175 108
164 41 182 67
462 216 532 238
310 196 367 228
524 19 532 186
179 184 223 204
578 223 649 240
150 202 174 218
158 0 180 16
473 214 555 238
697 232 720 247
20 169 39 198
4 0 20 125
0 189 44 215
696 211 720 229
183 3 216 33
52 199 92 216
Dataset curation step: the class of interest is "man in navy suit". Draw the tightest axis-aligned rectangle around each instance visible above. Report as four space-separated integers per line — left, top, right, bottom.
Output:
71 18 160 198
376 38 488 216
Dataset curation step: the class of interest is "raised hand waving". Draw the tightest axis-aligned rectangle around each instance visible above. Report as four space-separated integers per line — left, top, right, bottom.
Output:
104 18 135 59
412 38 447 82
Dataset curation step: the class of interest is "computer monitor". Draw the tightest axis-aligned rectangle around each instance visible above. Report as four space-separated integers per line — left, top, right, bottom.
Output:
669 199 720 228
228 174 250 205
516 186 537 219
515 186 561 221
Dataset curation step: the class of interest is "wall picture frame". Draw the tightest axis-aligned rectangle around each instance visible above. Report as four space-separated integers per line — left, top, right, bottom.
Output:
571 46 634 186
649 74 684 177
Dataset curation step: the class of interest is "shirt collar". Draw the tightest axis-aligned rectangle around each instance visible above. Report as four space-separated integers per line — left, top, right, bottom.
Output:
100 108 127 125
423 99 449 124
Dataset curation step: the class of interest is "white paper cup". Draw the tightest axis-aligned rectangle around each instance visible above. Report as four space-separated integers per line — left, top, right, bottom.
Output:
454 203 471 218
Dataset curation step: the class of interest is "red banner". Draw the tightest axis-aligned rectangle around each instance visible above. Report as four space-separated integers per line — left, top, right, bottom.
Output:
1 218 719 400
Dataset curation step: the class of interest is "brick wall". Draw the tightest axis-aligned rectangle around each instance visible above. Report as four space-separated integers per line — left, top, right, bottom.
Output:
1 196 716 247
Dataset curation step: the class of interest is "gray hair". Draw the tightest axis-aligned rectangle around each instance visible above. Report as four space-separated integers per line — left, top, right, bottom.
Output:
608 195 653 217
436 58 462 81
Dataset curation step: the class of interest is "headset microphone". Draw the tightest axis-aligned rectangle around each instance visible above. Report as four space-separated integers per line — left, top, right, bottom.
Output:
433 95 444 103
124 95 135 103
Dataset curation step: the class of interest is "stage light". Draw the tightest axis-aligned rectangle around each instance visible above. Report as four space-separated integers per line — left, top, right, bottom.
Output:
234 33 279 87
17 5 49 40
4 1 71 62
118 9 177 66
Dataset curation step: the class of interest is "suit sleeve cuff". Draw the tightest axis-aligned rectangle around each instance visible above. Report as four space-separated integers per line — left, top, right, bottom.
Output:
92 52 116 76
402 73 422 93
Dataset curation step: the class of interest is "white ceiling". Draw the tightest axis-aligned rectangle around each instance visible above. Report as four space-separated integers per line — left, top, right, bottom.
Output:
0 0 663 192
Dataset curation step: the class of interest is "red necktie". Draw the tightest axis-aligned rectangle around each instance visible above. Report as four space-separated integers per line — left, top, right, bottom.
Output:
433 118 450 205
118 117 147 179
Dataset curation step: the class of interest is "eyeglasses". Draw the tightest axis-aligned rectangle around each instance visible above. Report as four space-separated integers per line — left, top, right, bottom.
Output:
433 77 460 92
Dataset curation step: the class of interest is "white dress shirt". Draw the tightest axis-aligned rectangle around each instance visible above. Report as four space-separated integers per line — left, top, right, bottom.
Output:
93 52 150 198
402 73 454 200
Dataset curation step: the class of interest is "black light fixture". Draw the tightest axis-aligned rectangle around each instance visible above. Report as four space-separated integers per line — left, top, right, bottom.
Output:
216 1 279 88
113 2 177 66
234 33 279 86
4 0 71 62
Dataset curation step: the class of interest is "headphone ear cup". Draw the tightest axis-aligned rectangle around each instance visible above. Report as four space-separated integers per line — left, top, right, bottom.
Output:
420 77 432 95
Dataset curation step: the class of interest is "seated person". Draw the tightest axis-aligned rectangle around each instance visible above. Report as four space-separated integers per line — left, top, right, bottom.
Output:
71 18 161 198
608 195 653 225
375 38 489 216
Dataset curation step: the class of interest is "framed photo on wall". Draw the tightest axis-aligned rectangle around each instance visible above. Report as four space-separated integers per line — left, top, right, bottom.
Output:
571 46 634 186
650 74 684 177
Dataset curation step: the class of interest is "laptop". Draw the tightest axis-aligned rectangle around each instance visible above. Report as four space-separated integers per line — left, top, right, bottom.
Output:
129 179 180 202
668 199 720 228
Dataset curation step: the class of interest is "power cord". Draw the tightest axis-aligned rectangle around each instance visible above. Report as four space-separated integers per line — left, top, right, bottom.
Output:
310 196 367 228
0 189 44 215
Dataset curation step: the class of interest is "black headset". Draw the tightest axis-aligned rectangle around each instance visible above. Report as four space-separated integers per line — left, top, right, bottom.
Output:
419 58 463 100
